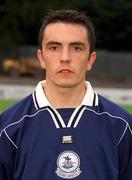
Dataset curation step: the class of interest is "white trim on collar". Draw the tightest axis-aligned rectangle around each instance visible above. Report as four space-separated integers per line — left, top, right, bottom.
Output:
34 80 98 108
81 81 96 106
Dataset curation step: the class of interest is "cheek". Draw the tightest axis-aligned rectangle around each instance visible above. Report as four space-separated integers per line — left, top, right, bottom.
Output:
44 60 56 75
79 59 89 70
43 53 59 67
75 62 88 77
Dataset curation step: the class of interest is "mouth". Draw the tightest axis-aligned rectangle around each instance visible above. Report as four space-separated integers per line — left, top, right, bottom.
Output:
57 69 74 74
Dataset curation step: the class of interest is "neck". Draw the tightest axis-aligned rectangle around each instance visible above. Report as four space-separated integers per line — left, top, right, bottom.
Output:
43 81 86 109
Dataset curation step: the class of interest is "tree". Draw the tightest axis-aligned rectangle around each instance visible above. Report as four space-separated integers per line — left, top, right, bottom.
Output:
0 0 132 53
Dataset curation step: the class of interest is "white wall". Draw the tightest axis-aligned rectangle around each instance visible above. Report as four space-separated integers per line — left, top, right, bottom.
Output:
0 84 132 105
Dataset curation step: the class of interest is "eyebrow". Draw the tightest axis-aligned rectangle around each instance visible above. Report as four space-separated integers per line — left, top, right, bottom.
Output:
46 41 86 47
69 41 86 47
46 41 61 46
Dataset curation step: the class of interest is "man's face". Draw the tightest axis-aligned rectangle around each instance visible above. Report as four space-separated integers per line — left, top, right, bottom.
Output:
37 22 96 88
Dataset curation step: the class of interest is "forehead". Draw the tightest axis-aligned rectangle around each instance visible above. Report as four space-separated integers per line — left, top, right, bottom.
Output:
43 22 88 43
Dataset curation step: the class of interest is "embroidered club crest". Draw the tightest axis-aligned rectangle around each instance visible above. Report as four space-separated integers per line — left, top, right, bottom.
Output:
56 151 81 179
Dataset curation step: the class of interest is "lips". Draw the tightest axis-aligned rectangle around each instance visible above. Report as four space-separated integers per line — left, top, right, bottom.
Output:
58 69 74 74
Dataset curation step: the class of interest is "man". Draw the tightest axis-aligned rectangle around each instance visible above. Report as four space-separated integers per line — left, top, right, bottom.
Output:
0 10 132 180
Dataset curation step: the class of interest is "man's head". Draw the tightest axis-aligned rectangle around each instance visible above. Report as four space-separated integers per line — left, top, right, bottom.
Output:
38 10 96 54
37 9 96 89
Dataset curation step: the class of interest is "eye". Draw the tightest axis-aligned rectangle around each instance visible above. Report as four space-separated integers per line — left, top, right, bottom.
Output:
74 46 82 51
49 46 58 51
72 46 82 52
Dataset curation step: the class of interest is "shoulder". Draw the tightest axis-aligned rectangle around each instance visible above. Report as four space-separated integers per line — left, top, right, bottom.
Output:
85 93 132 128
97 94 132 126
98 94 130 116
85 94 132 145
0 94 36 131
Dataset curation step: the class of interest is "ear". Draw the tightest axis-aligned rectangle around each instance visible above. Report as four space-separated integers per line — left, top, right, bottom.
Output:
37 49 46 69
87 51 96 71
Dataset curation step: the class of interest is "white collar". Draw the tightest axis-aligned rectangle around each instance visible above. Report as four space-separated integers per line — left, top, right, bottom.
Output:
33 80 98 109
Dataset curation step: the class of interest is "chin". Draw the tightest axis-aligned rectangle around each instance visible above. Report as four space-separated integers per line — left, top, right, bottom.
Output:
55 81 81 89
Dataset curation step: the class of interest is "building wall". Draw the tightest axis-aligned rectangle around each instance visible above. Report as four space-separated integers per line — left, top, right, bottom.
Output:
89 50 132 80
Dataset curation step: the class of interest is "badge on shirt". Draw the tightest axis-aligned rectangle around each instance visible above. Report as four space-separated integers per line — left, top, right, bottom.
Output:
62 135 74 144
55 151 81 179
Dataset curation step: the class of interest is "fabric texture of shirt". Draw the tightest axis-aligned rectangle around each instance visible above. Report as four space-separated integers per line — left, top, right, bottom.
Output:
0 81 132 180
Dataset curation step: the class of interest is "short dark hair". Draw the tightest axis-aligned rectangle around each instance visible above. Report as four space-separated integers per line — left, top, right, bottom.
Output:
38 10 96 53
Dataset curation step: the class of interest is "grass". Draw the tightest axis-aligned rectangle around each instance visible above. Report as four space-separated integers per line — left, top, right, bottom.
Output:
121 105 132 114
0 100 132 114
0 100 17 112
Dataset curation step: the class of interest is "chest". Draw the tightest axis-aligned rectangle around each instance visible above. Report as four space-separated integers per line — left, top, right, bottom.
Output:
13 109 118 179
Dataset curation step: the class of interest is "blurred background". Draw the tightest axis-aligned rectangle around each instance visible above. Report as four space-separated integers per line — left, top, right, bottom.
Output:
0 0 132 113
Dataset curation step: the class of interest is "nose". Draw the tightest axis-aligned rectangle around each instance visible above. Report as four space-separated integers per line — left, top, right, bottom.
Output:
60 47 71 63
